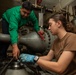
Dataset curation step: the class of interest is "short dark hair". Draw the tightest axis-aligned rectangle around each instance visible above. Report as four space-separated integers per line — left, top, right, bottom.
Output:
22 1 33 11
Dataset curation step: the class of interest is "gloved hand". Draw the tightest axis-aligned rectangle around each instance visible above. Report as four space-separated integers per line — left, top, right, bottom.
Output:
19 54 35 63
37 30 44 40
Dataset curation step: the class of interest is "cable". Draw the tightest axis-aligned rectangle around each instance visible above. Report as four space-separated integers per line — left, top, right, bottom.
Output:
0 57 14 75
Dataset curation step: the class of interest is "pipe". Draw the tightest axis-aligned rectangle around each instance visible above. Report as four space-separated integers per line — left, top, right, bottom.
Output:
0 33 10 42
0 30 52 53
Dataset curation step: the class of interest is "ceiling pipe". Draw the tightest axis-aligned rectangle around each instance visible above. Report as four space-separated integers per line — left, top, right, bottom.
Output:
35 0 37 8
55 0 74 12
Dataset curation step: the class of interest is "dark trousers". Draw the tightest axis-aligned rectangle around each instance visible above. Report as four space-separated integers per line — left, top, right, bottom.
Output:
0 18 10 58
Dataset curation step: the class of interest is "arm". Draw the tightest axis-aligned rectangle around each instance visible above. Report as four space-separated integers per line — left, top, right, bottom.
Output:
29 11 40 32
37 51 75 74
40 50 54 61
30 11 45 40
9 15 20 59
9 15 18 44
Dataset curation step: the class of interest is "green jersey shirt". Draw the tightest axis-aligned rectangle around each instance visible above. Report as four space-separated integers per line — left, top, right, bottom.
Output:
2 6 40 44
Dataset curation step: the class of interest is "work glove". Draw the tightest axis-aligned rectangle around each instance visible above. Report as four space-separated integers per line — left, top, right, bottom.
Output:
19 54 35 63
37 30 44 40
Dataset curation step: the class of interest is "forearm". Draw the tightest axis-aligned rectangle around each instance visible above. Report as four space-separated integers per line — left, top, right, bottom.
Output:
37 58 61 74
40 50 54 61
34 22 40 32
40 55 52 61
9 22 18 44
9 31 18 44
12 43 18 49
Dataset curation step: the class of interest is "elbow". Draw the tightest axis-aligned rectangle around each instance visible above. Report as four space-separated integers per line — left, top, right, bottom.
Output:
54 63 66 74
56 67 65 74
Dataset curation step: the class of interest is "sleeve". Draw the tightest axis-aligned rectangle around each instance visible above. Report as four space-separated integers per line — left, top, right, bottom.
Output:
64 35 76 51
9 15 18 44
29 11 40 32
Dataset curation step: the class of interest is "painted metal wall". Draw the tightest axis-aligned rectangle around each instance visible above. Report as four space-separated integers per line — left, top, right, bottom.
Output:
0 0 22 18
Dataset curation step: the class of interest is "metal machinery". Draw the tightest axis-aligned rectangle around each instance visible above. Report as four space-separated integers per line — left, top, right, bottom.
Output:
0 28 54 53
0 26 56 75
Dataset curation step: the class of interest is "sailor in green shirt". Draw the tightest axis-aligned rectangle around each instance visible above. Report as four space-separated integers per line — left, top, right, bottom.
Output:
0 1 44 60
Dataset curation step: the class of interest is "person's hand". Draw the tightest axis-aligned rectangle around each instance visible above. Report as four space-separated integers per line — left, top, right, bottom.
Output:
19 54 35 63
37 30 44 40
13 47 20 59
12 44 20 59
